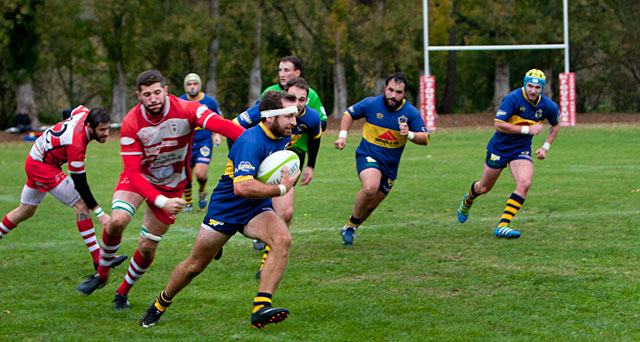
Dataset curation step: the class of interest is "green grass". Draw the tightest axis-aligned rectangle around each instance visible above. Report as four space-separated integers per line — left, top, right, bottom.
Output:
1 125 639 341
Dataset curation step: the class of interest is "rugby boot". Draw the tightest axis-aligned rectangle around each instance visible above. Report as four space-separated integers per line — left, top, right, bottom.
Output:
76 274 106 295
140 302 165 328
113 293 130 311
251 305 289 328
198 191 208 210
94 254 128 271
341 225 357 246
494 226 521 239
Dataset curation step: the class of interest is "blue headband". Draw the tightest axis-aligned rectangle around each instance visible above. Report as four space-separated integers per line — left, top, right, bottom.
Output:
524 76 545 90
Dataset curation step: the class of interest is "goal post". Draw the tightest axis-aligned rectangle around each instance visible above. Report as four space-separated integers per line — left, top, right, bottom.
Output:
420 0 576 130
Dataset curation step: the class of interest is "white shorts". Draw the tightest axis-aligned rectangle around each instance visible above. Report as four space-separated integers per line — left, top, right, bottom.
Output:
20 175 81 207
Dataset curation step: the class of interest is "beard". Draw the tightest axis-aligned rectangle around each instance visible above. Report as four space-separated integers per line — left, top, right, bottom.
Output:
271 118 293 137
383 96 403 111
146 103 165 116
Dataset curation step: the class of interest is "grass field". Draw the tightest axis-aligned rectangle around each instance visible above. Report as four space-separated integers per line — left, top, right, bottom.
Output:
0 125 639 341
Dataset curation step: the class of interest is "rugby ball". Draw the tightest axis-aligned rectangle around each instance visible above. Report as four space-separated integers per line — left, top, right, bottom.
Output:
257 150 300 185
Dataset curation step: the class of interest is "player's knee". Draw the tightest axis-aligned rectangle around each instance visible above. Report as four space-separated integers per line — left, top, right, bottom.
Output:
270 230 292 251
109 214 130 232
137 241 157 259
516 179 532 192
361 184 378 197
280 208 294 224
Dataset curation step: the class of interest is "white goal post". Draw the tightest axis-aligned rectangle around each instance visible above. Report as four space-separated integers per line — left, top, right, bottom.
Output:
420 0 575 130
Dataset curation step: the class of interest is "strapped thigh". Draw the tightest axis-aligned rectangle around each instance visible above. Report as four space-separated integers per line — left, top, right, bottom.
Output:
140 225 163 242
112 199 137 217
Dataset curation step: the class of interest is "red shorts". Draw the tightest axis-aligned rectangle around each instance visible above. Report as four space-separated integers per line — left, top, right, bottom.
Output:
25 157 67 192
114 174 184 225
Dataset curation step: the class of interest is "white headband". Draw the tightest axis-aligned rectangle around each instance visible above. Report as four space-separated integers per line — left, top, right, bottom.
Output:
260 105 298 118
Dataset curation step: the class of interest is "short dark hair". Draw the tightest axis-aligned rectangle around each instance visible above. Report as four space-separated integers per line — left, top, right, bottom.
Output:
281 56 303 73
62 108 73 120
282 93 297 103
136 70 166 91
86 108 111 128
283 77 309 94
259 90 285 112
385 72 409 90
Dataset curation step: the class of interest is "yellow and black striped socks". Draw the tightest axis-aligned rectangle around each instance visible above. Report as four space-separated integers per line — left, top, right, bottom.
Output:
347 215 362 229
184 183 193 205
154 290 174 312
497 192 525 228
257 246 271 272
198 179 207 195
253 292 272 313
464 182 480 208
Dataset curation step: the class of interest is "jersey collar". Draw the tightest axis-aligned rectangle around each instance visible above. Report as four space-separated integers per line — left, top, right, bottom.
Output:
521 87 541 106
259 121 282 140
187 92 205 102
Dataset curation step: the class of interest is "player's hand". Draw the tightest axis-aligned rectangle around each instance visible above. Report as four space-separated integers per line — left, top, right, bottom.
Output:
212 133 222 147
398 123 409 136
300 166 314 186
165 198 186 215
280 166 301 193
97 213 111 228
535 148 547 160
530 123 544 135
334 137 346 150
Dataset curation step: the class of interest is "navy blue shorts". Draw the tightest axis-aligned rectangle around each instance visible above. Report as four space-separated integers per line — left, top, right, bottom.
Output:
201 206 274 236
355 154 395 195
191 143 212 166
485 149 532 169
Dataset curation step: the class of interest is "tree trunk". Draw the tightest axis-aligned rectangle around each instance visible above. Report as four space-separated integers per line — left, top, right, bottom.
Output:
437 4 457 114
332 32 348 117
16 77 40 128
206 0 220 99
489 63 510 112
247 4 262 107
542 66 553 99
373 0 386 94
111 61 127 122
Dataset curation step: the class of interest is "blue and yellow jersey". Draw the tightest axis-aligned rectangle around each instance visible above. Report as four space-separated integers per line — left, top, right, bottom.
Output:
347 95 427 179
234 102 322 148
206 122 290 224
489 88 560 154
179 92 221 143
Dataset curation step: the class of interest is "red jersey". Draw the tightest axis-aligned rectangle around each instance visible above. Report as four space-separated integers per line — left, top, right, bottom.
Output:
28 105 91 174
119 95 244 203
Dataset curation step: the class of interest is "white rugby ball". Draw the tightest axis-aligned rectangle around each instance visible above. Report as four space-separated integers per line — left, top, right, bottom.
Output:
257 150 300 185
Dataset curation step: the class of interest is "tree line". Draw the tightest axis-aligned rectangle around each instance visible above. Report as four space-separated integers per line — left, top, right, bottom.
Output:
0 0 638 129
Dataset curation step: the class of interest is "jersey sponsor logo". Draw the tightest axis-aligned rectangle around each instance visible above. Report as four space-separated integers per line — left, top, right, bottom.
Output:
148 165 174 180
296 123 308 132
196 105 208 119
200 146 211 157
519 106 526 113
376 130 399 146
376 113 384 119
239 111 252 125
235 161 255 173
535 109 543 119
120 137 135 145
496 110 507 118
153 150 185 165
144 140 180 157
397 115 407 124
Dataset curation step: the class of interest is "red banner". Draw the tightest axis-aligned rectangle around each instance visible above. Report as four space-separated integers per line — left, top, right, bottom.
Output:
559 72 576 127
419 75 436 131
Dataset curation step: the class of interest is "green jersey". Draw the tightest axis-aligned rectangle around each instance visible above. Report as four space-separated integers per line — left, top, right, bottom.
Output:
261 83 326 154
